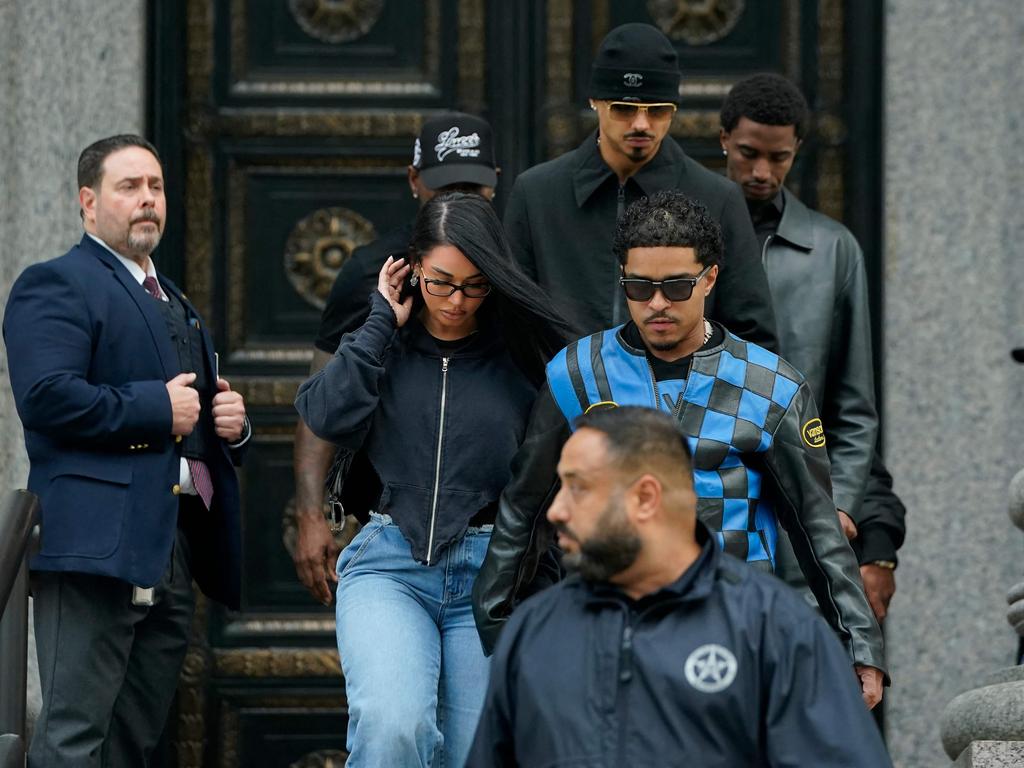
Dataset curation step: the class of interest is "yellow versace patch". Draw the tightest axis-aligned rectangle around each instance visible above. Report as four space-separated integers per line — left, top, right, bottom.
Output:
802 418 826 448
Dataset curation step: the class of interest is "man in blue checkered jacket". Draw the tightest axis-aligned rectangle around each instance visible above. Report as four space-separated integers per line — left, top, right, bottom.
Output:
473 190 886 708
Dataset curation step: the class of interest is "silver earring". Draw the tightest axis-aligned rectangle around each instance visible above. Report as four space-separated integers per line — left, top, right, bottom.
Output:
410 274 419 286
412 192 419 199
722 149 727 156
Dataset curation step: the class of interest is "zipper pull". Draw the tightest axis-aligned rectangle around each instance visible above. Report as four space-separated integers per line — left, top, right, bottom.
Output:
442 356 449 372
619 624 634 683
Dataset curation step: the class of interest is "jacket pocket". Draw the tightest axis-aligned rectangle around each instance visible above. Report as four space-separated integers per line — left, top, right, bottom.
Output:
40 466 132 559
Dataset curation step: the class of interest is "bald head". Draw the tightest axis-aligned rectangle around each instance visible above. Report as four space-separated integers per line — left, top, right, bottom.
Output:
573 406 694 502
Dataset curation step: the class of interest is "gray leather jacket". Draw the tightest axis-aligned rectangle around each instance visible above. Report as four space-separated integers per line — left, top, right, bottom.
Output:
763 188 878 516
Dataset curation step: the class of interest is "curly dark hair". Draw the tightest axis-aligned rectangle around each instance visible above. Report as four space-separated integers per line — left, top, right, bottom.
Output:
719 73 810 140
613 190 723 269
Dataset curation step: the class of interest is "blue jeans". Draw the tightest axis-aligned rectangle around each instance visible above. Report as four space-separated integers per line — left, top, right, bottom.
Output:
336 512 492 768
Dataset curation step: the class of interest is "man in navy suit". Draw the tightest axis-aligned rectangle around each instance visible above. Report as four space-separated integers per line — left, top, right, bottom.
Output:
4 134 250 767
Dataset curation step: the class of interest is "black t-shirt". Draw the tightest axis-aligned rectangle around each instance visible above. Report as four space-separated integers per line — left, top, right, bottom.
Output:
314 222 414 354
621 321 724 381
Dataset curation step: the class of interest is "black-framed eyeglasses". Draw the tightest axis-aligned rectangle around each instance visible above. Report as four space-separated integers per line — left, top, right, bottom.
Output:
619 265 713 303
423 277 492 298
603 101 678 122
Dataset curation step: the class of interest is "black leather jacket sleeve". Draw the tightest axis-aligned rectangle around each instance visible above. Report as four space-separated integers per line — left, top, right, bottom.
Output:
473 385 568 655
764 380 886 674
821 233 878 515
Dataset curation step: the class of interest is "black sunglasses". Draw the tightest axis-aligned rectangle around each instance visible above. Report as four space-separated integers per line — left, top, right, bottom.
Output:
619 265 713 303
422 277 492 298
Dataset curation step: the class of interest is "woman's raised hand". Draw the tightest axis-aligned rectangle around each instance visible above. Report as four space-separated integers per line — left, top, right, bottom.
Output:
377 255 414 327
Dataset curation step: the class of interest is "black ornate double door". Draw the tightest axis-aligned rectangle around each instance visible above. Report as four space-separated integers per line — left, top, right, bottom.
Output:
149 2 879 765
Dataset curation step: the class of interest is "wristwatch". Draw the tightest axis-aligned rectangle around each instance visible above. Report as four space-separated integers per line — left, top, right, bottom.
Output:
867 560 897 570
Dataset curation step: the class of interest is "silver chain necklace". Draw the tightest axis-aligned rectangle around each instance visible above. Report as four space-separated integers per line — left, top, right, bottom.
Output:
702 318 712 345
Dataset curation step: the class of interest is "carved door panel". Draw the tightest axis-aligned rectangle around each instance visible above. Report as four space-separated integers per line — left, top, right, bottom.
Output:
149 2 879 765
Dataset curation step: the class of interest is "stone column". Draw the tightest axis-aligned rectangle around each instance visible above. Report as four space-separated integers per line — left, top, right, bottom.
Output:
0 0 146 733
883 1 1024 766
937 469 1024 765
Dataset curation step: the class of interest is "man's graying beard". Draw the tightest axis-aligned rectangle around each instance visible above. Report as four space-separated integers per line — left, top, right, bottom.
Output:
126 209 162 254
557 496 642 583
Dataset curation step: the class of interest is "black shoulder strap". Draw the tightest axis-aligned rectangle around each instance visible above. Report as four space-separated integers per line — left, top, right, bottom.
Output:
564 341 591 414
588 331 613 403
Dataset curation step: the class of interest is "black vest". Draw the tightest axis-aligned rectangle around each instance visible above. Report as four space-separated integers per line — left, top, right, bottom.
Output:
152 291 216 460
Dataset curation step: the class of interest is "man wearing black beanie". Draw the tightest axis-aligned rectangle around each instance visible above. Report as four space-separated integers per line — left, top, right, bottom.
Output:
502 22 778 349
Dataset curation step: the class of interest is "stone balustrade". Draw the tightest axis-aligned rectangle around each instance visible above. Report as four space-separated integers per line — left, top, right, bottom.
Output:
938 468 1024 765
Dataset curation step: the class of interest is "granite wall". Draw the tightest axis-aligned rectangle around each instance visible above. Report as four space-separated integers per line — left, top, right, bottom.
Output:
0 0 146 731
883 1 1024 765
0 0 146 505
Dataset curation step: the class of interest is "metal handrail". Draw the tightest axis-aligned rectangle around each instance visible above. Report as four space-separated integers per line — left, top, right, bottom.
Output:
0 490 38 610
0 488 40 766
0 735 23 768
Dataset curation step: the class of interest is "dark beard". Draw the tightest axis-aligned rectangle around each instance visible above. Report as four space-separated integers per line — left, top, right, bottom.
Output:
560 498 642 583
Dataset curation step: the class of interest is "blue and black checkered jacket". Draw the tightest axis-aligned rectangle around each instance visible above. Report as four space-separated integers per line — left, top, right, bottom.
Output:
547 326 805 568
473 321 885 674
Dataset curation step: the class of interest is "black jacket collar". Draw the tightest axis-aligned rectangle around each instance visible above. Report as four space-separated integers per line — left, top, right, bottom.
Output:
572 131 689 208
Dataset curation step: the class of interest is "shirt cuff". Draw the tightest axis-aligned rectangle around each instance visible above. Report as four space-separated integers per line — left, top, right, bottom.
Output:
854 525 898 566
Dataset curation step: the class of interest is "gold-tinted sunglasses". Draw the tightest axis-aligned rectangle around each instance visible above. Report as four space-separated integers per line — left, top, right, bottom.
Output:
601 101 678 121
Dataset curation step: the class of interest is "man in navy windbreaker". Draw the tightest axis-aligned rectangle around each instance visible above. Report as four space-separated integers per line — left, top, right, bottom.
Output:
466 407 891 767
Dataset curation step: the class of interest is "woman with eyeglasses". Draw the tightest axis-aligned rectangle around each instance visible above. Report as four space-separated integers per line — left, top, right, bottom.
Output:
296 191 572 768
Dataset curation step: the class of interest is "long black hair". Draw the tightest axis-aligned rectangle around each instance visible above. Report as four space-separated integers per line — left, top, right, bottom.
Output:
408 191 576 386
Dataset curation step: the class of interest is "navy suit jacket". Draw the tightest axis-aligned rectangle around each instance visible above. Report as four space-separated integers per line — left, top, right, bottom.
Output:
4 234 242 608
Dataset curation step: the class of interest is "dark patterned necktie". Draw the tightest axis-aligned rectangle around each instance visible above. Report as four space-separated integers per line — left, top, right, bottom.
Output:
143 275 214 509
142 275 161 300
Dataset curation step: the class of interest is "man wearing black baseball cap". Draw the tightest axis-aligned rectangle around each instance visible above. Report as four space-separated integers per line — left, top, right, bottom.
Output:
291 112 499 606
502 23 777 348
410 112 498 191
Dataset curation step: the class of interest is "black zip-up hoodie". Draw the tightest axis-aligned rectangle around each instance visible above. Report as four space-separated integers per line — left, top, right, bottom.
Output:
296 291 537 564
